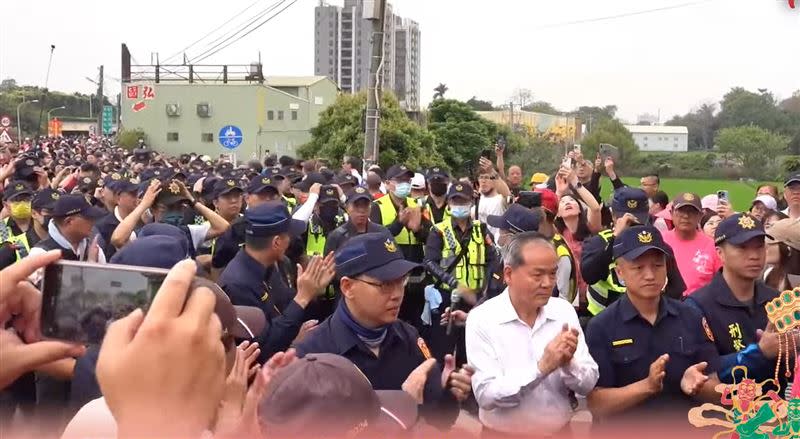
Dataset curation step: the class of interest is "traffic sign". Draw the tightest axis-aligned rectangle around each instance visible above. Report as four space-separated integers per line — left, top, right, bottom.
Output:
102 106 114 134
0 129 12 144
0 115 11 128
219 125 243 150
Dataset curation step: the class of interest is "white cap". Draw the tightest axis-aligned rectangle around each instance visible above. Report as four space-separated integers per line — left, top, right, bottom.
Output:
701 194 719 211
410 173 425 189
752 194 777 211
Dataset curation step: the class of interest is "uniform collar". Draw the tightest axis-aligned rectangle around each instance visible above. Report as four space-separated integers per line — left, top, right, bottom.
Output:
710 270 775 308
329 307 403 355
619 294 678 324
234 248 270 282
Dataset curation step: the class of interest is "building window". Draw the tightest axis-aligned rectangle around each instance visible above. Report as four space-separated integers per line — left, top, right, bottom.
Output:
267 111 274 120
292 110 298 120
167 132 179 142
643 136 648 140
674 137 678 141
201 133 213 142
278 111 284 120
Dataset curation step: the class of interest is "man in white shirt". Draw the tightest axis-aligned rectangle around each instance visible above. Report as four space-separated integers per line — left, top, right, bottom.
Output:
476 157 511 241
466 232 599 437
783 173 800 220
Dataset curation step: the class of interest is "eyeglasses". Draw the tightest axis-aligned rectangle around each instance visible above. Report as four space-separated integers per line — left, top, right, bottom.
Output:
353 276 409 293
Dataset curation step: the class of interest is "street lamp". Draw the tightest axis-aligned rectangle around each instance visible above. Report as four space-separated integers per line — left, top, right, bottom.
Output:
16 99 39 143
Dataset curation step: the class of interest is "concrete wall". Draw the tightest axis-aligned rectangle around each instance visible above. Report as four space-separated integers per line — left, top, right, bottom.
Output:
631 132 689 152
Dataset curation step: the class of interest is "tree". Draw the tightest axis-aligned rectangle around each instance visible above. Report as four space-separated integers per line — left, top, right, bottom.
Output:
427 99 499 173
718 87 789 132
579 119 638 170
715 126 789 178
433 84 448 100
568 105 617 132
0 78 17 92
465 96 494 111
522 101 560 115
511 88 533 109
666 103 719 150
298 92 444 171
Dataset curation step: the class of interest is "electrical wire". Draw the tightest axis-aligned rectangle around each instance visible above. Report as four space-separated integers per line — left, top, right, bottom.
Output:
531 0 717 31
190 0 292 63
162 0 268 64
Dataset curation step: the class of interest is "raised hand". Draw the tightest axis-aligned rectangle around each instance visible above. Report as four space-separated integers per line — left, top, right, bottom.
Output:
681 362 709 396
647 354 669 394
442 354 474 402
402 358 436 404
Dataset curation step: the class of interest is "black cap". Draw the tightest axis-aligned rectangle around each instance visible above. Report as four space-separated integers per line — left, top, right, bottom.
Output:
154 180 191 207
785 173 800 187
213 178 244 198
425 167 449 181
487 204 540 233
32 188 62 211
318 185 339 204
386 165 414 181
613 225 673 260
611 187 650 224
294 172 327 192
109 236 188 269
77 176 101 190
103 172 126 191
201 176 221 199
4 181 34 201
247 175 279 194
335 174 358 187
335 233 420 282
446 183 473 201
714 213 771 246
51 194 107 219
346 186 372 204
244 201 305 238
137 223 192 257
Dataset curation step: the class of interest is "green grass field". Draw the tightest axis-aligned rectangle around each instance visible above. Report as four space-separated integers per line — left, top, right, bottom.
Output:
597 178 778 212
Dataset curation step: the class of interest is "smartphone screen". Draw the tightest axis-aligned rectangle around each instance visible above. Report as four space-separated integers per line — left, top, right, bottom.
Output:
517 191 542 209
41 261 169 343
717 190 729 203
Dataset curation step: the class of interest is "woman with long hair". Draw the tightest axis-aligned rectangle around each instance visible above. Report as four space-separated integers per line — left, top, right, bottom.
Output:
764 218 800 291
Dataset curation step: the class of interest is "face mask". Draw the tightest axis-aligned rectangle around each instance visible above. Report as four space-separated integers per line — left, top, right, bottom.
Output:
10 201 32 220
161 211 185 227
392 182 412 198
451 205 472 219
319 205 339 223
429 182 448 197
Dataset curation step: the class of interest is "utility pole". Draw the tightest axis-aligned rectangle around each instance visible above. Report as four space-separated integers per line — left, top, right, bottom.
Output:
363 0 387 174
96 65 104 137
508 102 514 131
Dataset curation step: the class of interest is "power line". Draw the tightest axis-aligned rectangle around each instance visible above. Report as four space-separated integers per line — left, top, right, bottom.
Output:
192 0 298 64
162 0 271 64
531 0 717 31
198 0 284 53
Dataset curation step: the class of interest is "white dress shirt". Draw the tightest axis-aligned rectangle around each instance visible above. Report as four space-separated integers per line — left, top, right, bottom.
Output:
466 290 599 436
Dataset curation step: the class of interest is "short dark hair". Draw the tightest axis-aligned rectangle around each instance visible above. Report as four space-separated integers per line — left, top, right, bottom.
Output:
80 163 100 176
264 154 277 167
502 231 554 268
343 156 362 170
279 155 295 167
650 191 669 209
643 173 660 184
245 233 279 250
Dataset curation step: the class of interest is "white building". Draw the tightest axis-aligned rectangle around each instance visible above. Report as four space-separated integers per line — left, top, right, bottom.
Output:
624 125 689 152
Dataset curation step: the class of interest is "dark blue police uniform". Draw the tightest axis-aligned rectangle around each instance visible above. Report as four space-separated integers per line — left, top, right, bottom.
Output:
685 214 779 384
295 232 460 430
586 225 720 420
218 201 308 361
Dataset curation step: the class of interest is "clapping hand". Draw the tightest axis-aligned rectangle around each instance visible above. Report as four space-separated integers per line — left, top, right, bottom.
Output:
538 324 580 375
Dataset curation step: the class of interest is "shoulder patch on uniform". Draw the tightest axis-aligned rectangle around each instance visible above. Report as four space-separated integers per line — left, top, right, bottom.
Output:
492 273 501 280
702 317 715 342
260 291 269 303
417 337 432 359
612 339 633 347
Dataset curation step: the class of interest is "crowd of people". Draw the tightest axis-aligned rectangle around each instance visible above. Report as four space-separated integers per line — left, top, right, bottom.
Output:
0 134 799 438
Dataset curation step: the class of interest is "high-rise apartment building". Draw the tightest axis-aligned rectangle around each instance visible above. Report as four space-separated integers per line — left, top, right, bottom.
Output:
314 0 420 110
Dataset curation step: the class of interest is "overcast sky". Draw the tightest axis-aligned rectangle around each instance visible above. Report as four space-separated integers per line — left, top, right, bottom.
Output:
2 0 798 122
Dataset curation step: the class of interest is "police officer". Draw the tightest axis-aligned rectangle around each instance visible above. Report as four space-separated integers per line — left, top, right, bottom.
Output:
685 213 781 385
218 201 335 360
324 186 390 255
0 181 35 262
295 232 473 430
210 174 285 279
93 175 138 260
28 194 108 263
586 225 720 425
482 203 542 301
196 177 244 268
581 187 686 316
110 179 230 256
424 167 451 225
0 187 59 269
371 165 430 327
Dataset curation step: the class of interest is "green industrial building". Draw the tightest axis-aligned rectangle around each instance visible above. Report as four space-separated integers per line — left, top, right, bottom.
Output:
120 45 338 161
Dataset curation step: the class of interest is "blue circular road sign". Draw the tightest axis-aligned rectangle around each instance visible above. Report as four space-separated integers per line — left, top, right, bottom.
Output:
219 125 243 150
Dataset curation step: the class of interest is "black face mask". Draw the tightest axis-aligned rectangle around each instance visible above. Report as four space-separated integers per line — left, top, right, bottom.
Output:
430 182 448 197
42 215 53 230
319 205 339 223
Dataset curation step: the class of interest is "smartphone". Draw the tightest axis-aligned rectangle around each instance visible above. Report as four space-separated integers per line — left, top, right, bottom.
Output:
41 261 169 343
517 191 542 209
599 143 619 160
561 155 572 169
717 190 729 204
496 136 506 150
573 144 582 153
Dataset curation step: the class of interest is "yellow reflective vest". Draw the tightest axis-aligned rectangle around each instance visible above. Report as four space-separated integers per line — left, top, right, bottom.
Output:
434 219 487 291
375 195 419 245
587 229 627 316
552 233 577 304
0 218 31 262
